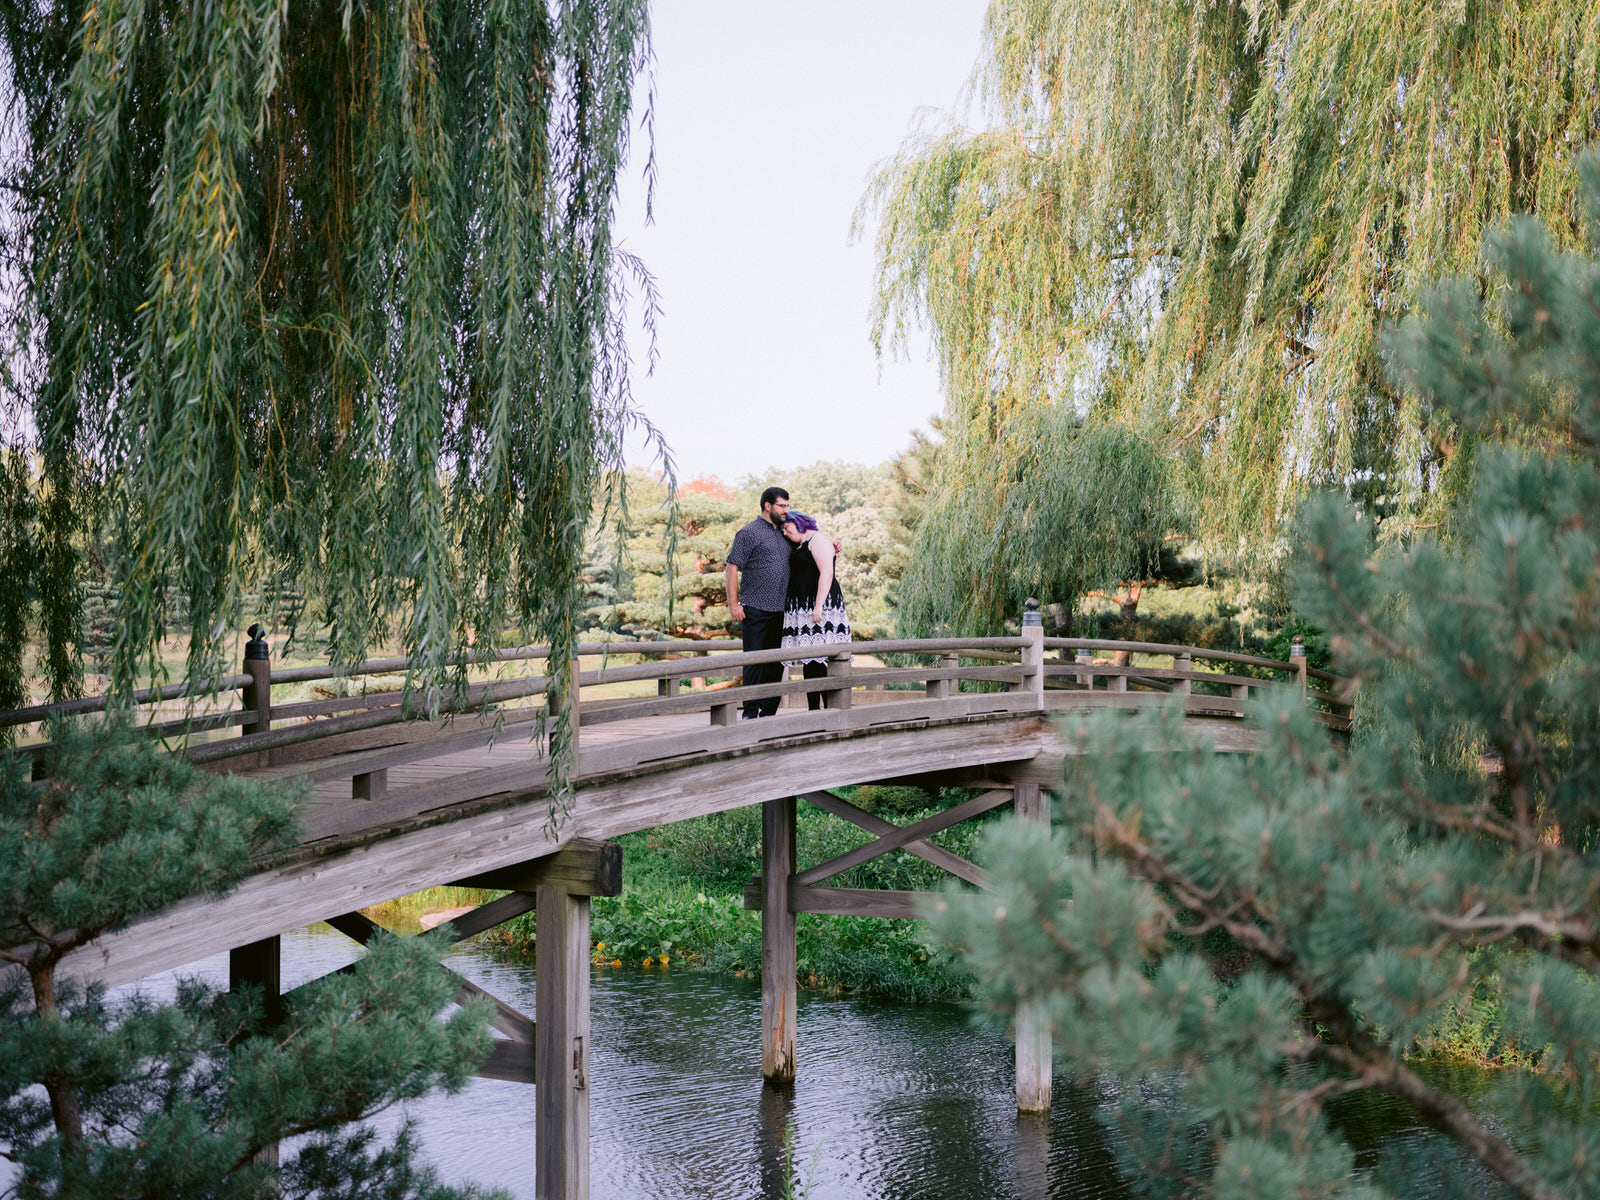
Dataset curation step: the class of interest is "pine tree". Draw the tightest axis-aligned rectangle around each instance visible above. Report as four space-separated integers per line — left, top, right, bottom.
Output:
929 156 1600 1199
0 720 498 1198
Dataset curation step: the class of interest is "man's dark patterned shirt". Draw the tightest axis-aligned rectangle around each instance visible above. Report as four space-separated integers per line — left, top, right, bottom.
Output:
726 517 790 611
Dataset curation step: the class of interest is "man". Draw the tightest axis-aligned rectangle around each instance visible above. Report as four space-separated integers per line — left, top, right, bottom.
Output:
725 486 792 718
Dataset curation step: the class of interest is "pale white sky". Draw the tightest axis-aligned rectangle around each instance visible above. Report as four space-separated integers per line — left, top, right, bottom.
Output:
616 0 991 483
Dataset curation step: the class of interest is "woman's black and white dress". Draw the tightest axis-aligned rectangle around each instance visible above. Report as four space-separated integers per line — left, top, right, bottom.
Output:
781 538 850 665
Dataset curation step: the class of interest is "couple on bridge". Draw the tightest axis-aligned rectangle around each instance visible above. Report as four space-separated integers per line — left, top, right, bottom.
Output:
723 486 851 720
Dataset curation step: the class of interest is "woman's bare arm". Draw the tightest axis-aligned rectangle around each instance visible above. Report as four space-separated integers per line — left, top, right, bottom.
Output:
809 535 835 621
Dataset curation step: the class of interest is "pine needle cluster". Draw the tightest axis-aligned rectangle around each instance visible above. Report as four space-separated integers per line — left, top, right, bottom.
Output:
1 719 500 1198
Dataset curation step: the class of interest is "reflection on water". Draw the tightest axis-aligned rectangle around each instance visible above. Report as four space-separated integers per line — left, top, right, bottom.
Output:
6 925 1530 1199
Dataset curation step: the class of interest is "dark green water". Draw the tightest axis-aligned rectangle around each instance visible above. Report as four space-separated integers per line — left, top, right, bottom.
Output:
294 928 1512 1198
57 926 1522 1198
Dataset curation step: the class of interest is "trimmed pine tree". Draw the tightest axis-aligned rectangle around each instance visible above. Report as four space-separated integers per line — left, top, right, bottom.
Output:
1 720 500 1199
931 155 1600 1200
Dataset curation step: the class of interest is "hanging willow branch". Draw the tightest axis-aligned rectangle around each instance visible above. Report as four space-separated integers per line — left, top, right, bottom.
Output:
0 0 662 815
859 0 1600 556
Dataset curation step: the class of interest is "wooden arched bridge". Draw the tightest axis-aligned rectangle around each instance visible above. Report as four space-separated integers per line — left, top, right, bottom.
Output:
3 613 1351 1200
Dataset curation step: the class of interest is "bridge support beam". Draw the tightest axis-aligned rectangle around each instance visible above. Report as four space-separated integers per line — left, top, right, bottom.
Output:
537 884 591 1200
761 796 798 1084
229 936 282 1165
1014 780 1052 1112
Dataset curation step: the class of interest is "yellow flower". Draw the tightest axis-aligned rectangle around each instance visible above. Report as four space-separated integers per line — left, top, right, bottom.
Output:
611 958 622 967
659 954 671 966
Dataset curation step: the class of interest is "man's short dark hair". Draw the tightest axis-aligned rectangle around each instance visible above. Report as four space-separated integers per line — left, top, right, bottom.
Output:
759 486 789 509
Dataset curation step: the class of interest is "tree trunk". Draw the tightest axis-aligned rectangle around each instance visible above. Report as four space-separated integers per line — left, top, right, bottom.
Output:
31 962 84 1148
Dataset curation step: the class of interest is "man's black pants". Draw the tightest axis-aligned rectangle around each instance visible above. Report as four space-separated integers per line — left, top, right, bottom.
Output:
740 607 785 718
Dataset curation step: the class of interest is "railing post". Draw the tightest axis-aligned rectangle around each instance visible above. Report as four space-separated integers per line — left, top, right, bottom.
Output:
568 654 581 774
242 624 272 734
1174 652 1192 697
657 654 681 698
1017 599 1045 701
824 650 852 710
241 624 271 768
548 653 581 772
1076 647 1094 689
927 652 958 700
1290 635 1308 701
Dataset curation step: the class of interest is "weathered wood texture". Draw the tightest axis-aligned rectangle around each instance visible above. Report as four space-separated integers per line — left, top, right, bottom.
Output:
799 789 993 890
536 885 591 1200
1013 781 1052 1113
437 891 538 942
322 911 536 1046
228 935 281 1024
793 789 1011 887
451 838 621 897
744 881 947 921
52 706 1271 991
762 798 798 1084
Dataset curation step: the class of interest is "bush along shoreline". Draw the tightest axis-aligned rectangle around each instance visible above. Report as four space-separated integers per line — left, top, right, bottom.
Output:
480 786 986 1003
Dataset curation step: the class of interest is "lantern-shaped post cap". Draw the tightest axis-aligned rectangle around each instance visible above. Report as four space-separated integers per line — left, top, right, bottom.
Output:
245 623 270 661
1022 598 1043 628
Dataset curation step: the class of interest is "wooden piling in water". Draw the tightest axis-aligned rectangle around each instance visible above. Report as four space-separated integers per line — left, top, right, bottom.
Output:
761 796 798 1084
229 935 282 1164
536 883 591 1200
1013 779 1052 1112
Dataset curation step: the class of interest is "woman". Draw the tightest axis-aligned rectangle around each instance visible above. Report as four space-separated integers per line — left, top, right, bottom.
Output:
779 511 850 710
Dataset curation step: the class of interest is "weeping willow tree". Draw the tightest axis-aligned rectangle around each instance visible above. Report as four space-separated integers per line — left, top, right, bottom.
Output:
0 0 663 793
892 409 1186 635
862 0 1600 597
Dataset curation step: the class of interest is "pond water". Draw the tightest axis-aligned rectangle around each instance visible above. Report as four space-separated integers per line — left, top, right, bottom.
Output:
0 928 1529 1196
12 925 1522 1198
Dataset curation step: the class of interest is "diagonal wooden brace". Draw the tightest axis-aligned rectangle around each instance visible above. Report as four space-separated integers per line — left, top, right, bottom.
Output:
798 789 999 891
322 911 536 1080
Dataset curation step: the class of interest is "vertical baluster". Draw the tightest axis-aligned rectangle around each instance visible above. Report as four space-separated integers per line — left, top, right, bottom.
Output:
824 650 852 710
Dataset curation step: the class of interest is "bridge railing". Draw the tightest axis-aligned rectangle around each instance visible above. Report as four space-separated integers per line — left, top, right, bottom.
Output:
4 620 1351 781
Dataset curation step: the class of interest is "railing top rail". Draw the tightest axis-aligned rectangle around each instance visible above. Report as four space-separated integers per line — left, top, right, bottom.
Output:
0 640 751 727
0 674 254 730
269 639 744 685
0 631 1350 735
1043 637 1303 675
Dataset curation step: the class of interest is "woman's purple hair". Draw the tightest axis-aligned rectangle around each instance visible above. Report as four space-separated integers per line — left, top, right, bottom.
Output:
783 511 818 535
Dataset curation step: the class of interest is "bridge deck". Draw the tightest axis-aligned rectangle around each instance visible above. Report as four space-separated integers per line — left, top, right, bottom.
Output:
292 710 708 843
